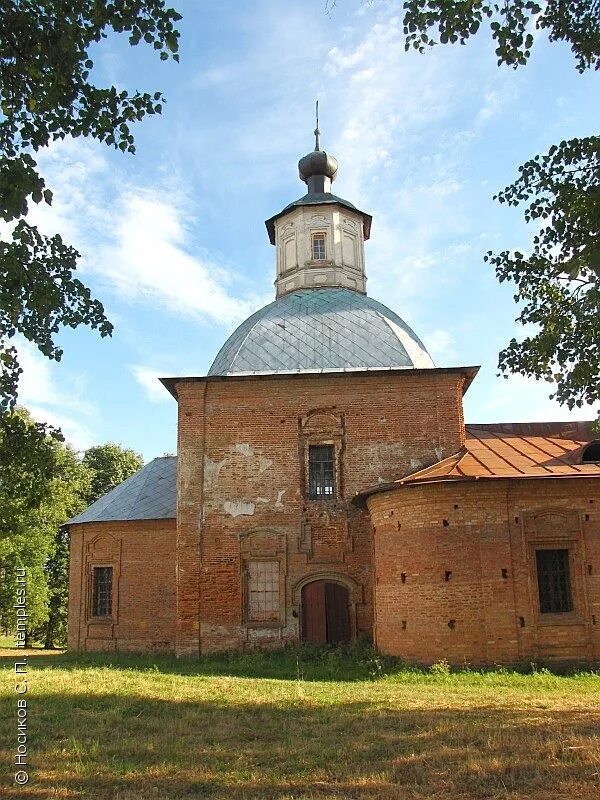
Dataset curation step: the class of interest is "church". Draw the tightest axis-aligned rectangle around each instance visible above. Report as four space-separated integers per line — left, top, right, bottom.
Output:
66 132 600 665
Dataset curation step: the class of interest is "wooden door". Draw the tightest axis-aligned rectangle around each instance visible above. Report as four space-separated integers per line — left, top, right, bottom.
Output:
302 581 351 644
325 582 351 644
302 581 327 644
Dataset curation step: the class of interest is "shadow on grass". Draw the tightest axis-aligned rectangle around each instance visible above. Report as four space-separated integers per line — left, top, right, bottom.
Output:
0 690 599 800
1 645 598 685
0 644 410 683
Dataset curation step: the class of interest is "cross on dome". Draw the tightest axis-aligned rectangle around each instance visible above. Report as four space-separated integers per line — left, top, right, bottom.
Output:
298 102 338 194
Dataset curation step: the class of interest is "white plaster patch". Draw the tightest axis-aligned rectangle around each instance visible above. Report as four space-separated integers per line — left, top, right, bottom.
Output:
275 489 286 507
258 457 273 473
234 443 254 456
255 497 269 504
223 500 256 517
434 447 443 460
204 455 227 490
410 458 422 471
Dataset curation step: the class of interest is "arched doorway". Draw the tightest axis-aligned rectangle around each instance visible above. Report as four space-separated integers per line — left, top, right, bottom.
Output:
301 580 351 644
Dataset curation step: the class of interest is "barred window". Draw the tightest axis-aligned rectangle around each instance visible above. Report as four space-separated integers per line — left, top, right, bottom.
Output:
309 444 335 499
312 233 326 260
247 561 280 623
536 549 572 614
92 567 113 617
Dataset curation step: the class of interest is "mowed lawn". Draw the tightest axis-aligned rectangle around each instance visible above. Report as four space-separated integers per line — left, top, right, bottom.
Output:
0 648 599 800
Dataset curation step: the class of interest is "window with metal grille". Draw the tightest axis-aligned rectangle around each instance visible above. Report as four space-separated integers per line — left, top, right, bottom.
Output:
92 567 113 617
536 549 572 613
308 444 335 499
247 560 280 623
312 233 326 260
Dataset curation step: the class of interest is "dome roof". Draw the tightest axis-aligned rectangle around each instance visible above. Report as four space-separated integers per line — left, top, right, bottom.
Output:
298 150 338 182
208 288 434 376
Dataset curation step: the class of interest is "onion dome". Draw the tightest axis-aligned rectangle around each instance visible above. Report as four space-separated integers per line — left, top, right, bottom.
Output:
298 149 338 181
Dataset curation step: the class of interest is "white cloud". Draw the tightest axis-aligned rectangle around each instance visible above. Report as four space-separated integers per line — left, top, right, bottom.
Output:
423 329 458 365
131 365 171 404
30 138 261 328
29 138 110 251
15 340 97 451
17 340 94 417
91 189 257 326
476 81 517 126
467 372 600 424
26 404 96 452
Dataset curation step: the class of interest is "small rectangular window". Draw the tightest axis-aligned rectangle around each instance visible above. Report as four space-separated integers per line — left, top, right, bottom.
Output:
312 233 326 260
247 561 280 623
92 567 113 617
309 444 335 499
536 549 572 614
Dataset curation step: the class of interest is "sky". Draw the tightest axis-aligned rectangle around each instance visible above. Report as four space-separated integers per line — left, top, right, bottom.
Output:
16 0 600 461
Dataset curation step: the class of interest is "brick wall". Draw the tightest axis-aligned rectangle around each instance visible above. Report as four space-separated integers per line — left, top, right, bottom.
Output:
368 478 600 665
175 369 468 654
67 519 176 653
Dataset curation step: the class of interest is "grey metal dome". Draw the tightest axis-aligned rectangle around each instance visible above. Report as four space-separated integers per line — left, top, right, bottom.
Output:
208 288 434 376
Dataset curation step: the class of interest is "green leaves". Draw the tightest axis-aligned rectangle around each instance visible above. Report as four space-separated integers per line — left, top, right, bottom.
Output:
0 220 113 412
0 0 181 414
0 154 50 222
402 1 599 71
401 3 599 421
82 443 144 503
0 409 144 645
485 137 600 413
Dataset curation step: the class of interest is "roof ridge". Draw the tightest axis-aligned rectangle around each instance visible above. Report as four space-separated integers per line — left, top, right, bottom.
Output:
66 457 176 525
400 449 466 483
86 459 151 520
126 457 155 514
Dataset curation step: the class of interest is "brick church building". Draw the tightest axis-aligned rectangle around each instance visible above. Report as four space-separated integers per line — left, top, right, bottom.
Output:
67 136 600 665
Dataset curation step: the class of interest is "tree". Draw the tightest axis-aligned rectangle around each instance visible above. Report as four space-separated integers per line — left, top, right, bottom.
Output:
31 442 91 648
400 1 600 416
402 2 600 71
0 408 90 643
0 1 181 413
0 422 144 647
82 442 144 502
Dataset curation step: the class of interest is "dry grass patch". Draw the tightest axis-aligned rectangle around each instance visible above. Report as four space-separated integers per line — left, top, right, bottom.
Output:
0 649 598 799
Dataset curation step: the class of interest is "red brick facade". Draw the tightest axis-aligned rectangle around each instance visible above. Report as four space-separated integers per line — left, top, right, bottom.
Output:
368 478 600 664
67 367 600 665
67 520 176 653
174 368 467 655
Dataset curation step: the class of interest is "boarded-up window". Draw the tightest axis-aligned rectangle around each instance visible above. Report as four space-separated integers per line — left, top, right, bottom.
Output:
309 444 335 499
92 567 113 617
247 561 280 623
536 549 572 613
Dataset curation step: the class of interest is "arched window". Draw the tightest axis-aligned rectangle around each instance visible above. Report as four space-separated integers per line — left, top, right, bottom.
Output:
581 441 600 463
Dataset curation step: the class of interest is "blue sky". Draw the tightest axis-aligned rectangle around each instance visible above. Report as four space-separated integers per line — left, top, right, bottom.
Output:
17 0 600 461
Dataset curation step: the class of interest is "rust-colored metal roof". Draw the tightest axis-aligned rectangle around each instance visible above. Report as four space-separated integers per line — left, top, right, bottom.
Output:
358 422 600 499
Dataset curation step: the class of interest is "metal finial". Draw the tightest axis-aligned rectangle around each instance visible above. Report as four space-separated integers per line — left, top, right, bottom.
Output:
314 100 320 151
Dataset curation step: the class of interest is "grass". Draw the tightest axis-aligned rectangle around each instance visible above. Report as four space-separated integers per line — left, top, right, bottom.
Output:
1 644 599 799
